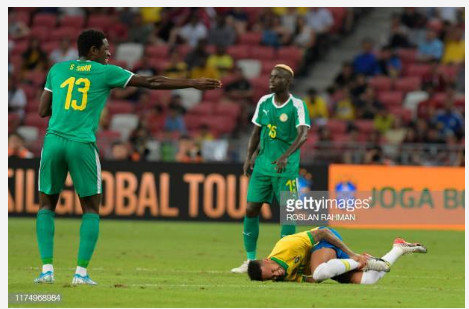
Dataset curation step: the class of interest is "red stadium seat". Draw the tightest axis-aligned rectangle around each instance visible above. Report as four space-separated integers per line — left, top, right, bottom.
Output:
87 15 112 31
250 75 270 100
261 60 279 75
149 90 172 105
50 27 80 42
249 46 275 60
438 65 459 81
388 106 413 124
397 49 417 63
97 130 122 142
42 41 60 55
215 102 241 118
369 76 393 91
238 32 262 45
404 64 431 77
355 120 375 134
9 114 20 130
107 101 135 115
145 45 169 59
60 15 85 28
394 77 421 92
32 13 57 28
24 113 49 130
20 83 37 100
24 71 47 86
277 47 302 66
203 89 224 102
176 45 192 59
326 119 347 134
10 11 31 26
189 102 216 115
30 26 50 42
184 114 210 130
378 91 404 106
209 115 236 134
327 7 347 33
26 99 41 113
11 40 29 54
227 45 250 60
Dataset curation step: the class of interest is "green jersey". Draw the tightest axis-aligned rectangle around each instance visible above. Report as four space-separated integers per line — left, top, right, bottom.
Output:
251 93 310 177
44 60 133 143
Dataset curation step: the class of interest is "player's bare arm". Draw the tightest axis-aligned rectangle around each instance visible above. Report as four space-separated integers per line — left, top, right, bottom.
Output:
127 74 222 91
243 125 261 176
38 90 52 118
272 125 309 173
310 228 365 264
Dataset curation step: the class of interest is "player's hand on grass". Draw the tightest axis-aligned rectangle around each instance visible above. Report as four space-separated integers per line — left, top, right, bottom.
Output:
272 155 288 173
193 78 222 90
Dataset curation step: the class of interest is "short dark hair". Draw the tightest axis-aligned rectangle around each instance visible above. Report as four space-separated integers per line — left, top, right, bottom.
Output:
247 260 263 281
77 29 106 57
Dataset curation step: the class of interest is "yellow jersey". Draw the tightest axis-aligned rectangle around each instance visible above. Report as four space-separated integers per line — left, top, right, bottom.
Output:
268 228 318 282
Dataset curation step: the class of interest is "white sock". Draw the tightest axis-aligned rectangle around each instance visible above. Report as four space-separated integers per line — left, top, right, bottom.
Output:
360 270 387 284
313 259 360 282
42 264 53 273
381 247 403 266
75 266 87 276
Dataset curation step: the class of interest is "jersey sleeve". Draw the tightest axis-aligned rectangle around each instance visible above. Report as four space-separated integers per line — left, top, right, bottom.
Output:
251 97 265 126
44 66 54 92
105 64 134 89
294 99 311 128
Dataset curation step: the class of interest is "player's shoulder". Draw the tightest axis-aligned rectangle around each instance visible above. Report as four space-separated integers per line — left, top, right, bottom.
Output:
290 94 305 106
257 93 274 105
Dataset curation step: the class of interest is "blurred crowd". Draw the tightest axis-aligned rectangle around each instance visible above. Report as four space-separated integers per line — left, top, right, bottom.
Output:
8 7 464 166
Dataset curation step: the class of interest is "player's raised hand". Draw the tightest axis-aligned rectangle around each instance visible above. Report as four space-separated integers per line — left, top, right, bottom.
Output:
193 78 222 90
272 155 288 173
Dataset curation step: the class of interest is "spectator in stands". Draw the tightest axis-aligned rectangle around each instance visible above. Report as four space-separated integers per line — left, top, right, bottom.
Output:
194 124 215 146
423 124 445 144
208 15 237 48
293 16 316 52
304 88 329 125
434 98 464 139
164 51 188 78
8 76 27 119
143 104 165 133
21 38 48 72
355 87 384 119
384 116 407 145
164 101 187 135
305 7 334 34
224 67 253 102
417 30 443 62
400 7 427 29
207 46 234 77
373 107 395 134
437 7 460 24
226 8 249 34
49 37 79 64
421 60 447 92
334 61 355 88
342 126 362 164
110 141 140 161
441 26 465 64
128 14 155 44
353 38 379 76
364 145 384 165
190 55 220 80
59 7 86 17
377 46 402 77
176 135 202 162
386 13 412 49
8 11 30 40
133 56 157 76
334 87 355 121
129 120 151 160
174 13 208 47
260 15 290 47
8 132 34 158
281 7 300 36
350 73 368 98
455 62 465 93
184 39 209 70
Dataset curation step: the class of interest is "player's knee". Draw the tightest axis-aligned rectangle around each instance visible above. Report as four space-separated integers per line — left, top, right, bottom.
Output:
246 203 261 217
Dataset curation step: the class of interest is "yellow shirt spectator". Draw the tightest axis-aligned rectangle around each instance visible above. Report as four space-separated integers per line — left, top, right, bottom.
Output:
140 7 163 24
335 98 355 120
207 54 234 77
304 95 329 119
442 40 465 64
374 113 395 133
190 65 220 80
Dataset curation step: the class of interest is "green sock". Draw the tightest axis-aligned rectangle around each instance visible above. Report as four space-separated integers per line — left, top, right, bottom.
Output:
36 209 55 265
243 216 259 260
280 224 296 238
77 213 100 268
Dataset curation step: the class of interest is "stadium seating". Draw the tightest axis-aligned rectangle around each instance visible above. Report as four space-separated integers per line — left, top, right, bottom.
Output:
32 13 57 28
60 15 85 28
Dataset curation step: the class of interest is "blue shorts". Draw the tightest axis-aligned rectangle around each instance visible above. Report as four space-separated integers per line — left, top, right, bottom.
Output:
311 227 350 259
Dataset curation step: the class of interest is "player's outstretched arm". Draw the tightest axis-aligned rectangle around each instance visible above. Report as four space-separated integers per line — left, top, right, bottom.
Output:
38 90 52 118
243 126 261 176
311 228 365 264
127 74 222 90
272 125 309 173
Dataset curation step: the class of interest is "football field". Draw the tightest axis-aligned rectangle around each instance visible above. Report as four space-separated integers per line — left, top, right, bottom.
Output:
9 218 464 308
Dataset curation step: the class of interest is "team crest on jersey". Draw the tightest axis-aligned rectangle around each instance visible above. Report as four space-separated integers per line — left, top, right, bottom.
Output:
280 113 288 122
294 256 300 263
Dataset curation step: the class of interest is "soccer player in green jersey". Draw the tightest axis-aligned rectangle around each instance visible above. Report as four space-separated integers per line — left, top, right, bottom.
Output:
231 64 311 273
34 30 221 285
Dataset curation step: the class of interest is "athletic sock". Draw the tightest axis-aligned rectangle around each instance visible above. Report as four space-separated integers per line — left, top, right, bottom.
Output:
360 270 387 284
312 259 361 282
243 216 259 260
381 247 403 266
280 224 296 238
77 213 100 268
75 266 87 277
36 209 55 265
42 264 54 273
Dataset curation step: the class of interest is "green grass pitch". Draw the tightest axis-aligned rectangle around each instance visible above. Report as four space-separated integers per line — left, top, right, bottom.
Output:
9 218 464 307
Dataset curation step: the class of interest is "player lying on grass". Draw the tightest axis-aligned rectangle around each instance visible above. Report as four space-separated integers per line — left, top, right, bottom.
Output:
247 227 427 284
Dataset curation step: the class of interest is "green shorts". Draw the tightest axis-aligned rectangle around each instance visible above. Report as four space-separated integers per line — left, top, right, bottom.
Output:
246 168 298 204
39 133 102 197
